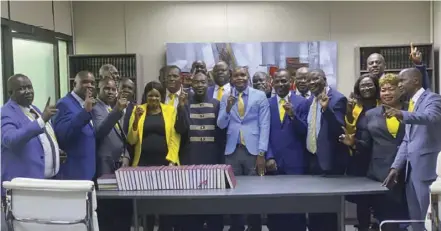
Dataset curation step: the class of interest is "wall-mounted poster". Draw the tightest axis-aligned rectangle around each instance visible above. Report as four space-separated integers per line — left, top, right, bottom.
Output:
166 41 338 88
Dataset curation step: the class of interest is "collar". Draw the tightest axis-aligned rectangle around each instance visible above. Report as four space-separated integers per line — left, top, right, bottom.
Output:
276 92 291 103
167 88 181 96
18 104 31 112
71 91 85 106
296 90 311 97
411 87 425 104
235 86 249 97
215 83 230 91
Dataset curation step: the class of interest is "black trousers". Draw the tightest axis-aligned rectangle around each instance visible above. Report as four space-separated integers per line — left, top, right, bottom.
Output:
97 198 133 231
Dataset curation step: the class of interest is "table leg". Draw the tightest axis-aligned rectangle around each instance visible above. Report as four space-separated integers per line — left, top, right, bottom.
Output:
338 196 345 231
133 199 139 231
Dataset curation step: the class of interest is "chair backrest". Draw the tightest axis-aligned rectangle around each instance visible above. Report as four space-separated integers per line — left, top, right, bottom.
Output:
2 178 99 231
426 151 441 231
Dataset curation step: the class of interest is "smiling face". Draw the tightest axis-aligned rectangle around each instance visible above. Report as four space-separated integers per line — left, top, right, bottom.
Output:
380 83 400 106
213 62 230 87
307 70 326 96
358 77 376 99
231 67 249 91
367 53 385 78
192 73 208 97
273 70 291 98
99 79 117 105
146 88 161 108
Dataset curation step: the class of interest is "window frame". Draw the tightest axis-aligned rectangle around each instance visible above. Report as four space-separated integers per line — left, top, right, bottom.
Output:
1 18 73 103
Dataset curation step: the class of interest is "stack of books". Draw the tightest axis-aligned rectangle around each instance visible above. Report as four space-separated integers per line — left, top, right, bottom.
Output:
96 174 118 191
114 164 237 191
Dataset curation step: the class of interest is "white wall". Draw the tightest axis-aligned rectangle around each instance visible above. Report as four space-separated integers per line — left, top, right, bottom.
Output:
73 1 430 95
1 0 73 35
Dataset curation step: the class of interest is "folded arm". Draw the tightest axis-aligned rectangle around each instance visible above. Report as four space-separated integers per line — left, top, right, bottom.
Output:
53 102 92 148
1 115 44 150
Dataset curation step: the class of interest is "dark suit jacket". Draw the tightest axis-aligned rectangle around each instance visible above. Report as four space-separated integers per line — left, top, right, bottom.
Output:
267 92 309 172
356 106 406 183
92 100 125 176
122 102 135 161
53 93 95 180
306 88 347 173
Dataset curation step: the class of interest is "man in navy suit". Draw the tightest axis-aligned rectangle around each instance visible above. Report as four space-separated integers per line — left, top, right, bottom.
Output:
53 71 97 180
265 69 309 231
207 61 232 101
119 77 136 160
1 74 59 195
305 69 347 231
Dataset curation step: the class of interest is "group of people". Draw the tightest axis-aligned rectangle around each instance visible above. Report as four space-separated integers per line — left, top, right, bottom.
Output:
1 43 441 231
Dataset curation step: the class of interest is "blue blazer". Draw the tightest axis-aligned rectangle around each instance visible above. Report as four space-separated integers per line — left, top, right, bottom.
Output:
1 100 46 195
267 92 309 172
53 93 96 180
217 87 270 155
306 88 347 173
207 86 215 99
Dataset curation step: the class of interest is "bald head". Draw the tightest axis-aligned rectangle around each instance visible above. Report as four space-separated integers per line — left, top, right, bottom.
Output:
7 74 34 106
296 67 309 76
252 71 270 93
99 64 119 80
74 71 95 99
213 61 230 87
367 53 386 78
191 60 207 75
399 68 423 97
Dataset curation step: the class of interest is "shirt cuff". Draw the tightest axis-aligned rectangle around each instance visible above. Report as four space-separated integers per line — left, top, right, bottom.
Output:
258 149 266 154
36 117 45 128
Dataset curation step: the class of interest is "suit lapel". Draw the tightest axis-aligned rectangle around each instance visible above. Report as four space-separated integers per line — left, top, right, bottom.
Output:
414 90 428 113
68 93 94 131
243 89 253 118
270 97 283 127
98 100 123 139
9 100 30 125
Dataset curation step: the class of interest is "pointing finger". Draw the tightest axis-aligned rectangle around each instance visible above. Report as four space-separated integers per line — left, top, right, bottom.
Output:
410 42 414 52
45 97 51 108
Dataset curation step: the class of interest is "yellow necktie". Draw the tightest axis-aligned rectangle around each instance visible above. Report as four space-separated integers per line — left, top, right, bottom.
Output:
238 92 245 117
408 99 415 112
168 93 175 106
238 92 245 145
217 86 224 101
279 98 286 122
107 108 121 131
307 99 318 154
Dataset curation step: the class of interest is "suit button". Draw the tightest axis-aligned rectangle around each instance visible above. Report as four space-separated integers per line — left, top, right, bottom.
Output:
201 125 205 129
40 156 44 159
200 114 204 118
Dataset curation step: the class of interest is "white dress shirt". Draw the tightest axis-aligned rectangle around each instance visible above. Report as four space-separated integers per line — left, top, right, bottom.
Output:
20 105 60 178
213 83 231 99
411 87 425 105
165 88 182 108
71 91 93 126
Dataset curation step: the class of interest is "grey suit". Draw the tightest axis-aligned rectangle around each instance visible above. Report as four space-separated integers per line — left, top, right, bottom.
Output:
92 100 125 176
392 90 441 231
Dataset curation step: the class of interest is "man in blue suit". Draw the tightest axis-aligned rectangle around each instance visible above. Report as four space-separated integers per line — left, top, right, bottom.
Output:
207 61 232 101
305 69 347 231
384 68 441 231
217 66 270 231
265 69 309 231
53 71 96 180
1 74 59 194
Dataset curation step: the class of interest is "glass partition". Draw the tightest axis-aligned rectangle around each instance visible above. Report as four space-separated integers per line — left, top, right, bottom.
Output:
12 38 55 109
58 40 69 97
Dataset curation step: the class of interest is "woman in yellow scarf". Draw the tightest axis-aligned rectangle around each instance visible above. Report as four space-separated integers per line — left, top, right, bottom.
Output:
340 73 409 231
341 73 379 231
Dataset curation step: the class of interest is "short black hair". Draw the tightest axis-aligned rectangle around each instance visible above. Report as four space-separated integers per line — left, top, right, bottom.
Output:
7 73 28 93
353 73 380 100
142 81 164 104
309 69 327 82
167 65 181 73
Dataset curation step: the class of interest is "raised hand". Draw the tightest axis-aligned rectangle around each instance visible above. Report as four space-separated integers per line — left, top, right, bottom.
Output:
226 94 236 113
318 91 329 110
178 91 188 107
338 126 355 147
134 106 144 120
115 96 128 111
382 104 403 120
41 97 58 122
282 96 294 118
84 89 95 112
409 42 422 65
346 92 356 123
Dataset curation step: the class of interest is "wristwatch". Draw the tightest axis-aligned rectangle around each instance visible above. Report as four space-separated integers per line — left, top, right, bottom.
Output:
258 152 265 157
